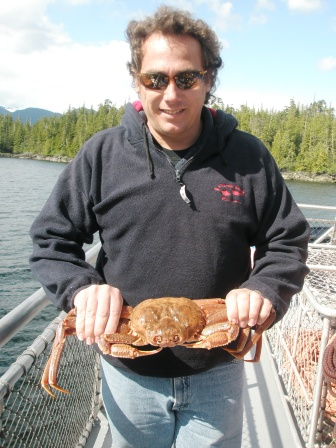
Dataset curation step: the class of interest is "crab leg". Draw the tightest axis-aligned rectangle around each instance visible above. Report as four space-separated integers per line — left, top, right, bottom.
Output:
98 336 163 358
185 321 240 349
41 356 57 398
109 344 163 358
225 308 276 362
41 310 77 398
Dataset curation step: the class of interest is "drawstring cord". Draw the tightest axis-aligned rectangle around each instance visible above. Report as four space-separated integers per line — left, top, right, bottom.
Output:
143 125 155 179
217 125 227 166
141 112 227 205
141 122 190 206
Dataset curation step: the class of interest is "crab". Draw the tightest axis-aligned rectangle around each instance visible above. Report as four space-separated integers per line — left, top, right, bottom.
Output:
41 297 275 397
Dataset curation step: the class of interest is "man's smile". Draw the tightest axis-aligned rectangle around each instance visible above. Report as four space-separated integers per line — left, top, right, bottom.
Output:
161 109 184 115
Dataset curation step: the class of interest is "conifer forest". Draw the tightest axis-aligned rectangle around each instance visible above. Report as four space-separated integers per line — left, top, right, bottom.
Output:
0 98 335 174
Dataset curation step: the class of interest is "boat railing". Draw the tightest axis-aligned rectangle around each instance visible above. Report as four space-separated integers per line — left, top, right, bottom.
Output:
299 203 336 245
267 203 336 447
0 243 102 448
0 204 335 447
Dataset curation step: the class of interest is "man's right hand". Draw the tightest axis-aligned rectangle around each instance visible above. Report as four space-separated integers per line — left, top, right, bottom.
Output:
73 284 123 345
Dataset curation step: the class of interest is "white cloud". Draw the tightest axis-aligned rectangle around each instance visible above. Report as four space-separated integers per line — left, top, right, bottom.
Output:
287 0 324 12
165 0 195 11
249 14 268 25
0 40 135 112
318 57 336 71
256 0 275 10
250 0 274 26
216 86 306 111
194 0 241 31
64 0 91 4
219 38 230 49
0 0 136 112
63 0 116 3
0 0 68 53
215 1 242 31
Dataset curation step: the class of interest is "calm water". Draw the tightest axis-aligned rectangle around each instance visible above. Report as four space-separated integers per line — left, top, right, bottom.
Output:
0 157 335 374
0 158 66 375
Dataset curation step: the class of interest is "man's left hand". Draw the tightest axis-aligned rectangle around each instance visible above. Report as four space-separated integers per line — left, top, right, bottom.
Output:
225 288 273 328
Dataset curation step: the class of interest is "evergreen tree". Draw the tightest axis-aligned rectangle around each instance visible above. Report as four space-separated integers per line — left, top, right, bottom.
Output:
0 100 335 176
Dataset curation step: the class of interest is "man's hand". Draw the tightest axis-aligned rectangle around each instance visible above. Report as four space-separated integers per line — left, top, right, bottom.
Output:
73 284 123 345
225 288 273 328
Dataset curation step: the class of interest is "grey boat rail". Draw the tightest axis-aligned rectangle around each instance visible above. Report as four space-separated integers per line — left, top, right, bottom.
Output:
0 203 335 447
0 242 102 350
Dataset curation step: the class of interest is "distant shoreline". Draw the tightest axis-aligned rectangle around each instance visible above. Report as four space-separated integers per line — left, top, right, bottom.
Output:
280 171 335 184
0 152 71 163
1 152 335 183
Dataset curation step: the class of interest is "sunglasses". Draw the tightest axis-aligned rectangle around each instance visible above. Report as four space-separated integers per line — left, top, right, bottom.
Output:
139 70 207 90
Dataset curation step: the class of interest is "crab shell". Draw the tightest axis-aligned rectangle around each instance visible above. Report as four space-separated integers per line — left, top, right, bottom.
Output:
129 297 206 347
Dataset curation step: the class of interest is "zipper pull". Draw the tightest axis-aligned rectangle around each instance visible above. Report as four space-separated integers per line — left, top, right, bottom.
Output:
180 184 191 205
176 170 191 205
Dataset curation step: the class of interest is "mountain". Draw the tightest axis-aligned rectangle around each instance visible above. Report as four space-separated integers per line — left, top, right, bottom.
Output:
0 106 10 115
0 107 61 124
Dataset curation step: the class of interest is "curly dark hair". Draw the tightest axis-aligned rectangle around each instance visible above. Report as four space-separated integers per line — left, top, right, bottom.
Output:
125 5 223 104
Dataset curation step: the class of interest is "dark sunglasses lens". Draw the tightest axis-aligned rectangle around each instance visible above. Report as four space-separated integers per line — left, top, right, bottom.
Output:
140 71 204 90
141 74 168 89
175 72 198 89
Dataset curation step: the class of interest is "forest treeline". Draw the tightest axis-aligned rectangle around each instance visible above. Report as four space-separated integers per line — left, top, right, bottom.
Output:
0 98 335 174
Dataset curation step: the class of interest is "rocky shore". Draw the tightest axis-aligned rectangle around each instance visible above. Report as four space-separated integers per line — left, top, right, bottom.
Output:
1 152 335 183
0 152 71 163
281 171 336 184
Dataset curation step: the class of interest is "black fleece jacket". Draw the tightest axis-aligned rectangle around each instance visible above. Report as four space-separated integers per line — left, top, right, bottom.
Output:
29 102 310 376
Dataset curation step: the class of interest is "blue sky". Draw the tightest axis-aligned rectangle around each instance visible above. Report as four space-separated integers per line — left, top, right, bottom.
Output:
0 0 335 113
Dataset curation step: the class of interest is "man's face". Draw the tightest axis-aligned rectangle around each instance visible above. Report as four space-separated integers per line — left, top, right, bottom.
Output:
135 32 211 150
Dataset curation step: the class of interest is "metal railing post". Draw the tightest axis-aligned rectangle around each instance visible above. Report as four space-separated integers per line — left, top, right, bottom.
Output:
307 317 331 447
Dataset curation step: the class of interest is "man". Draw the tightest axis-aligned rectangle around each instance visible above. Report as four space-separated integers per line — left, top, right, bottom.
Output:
30 5 310 447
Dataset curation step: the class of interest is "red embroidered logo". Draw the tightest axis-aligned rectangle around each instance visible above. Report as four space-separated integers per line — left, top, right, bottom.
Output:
214 184 245 203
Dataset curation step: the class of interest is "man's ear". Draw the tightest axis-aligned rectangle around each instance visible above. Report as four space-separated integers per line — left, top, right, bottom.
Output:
134 75 140 94
205 73 212 93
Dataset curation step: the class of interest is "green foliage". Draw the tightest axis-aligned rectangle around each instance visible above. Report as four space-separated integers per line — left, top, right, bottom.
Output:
0 98 335 174
212 97 335 174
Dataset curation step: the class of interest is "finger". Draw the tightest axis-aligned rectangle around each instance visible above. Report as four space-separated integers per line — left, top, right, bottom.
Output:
103 287 123 335
235 289 251 328
257 298 274 325
73 289 89 341
247 290 264 327
225 290 239 324
94 286 123 338
83 286 100 344
94 294 110 339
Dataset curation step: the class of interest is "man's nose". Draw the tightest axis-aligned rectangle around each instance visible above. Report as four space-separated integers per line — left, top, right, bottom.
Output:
163 80 180 100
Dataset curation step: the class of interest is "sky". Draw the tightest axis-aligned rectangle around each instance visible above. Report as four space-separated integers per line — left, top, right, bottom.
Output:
1 0 335 114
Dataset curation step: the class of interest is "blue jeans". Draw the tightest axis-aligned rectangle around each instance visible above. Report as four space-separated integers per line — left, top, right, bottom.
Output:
101 357 244 448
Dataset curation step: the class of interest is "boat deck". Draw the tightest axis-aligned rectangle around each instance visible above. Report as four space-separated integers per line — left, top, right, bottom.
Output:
85 338 303 448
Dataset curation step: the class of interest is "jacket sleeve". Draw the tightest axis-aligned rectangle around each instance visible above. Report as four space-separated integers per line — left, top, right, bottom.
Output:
240 146 310 322
29 147 104 311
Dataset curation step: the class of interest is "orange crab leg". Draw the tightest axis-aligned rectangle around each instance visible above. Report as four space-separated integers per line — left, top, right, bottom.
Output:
194 298 226 306
108 344 163 359
225 308 276 362
41 310 77 397
120 305 134 318
41 356 57 398
193 298 231 326
41 339 71 398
